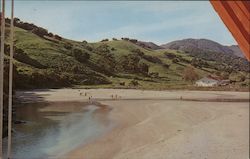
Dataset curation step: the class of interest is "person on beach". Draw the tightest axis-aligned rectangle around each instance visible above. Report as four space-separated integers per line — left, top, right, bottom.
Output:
89 96 93 103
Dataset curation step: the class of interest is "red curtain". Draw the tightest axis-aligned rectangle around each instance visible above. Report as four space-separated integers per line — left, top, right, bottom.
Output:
210 1 250 61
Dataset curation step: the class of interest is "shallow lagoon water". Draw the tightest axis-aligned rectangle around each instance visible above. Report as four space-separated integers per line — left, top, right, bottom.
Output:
3 102 113 159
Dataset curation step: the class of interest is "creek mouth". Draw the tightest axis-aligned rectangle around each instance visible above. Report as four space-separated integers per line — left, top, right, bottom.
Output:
3 101 113 159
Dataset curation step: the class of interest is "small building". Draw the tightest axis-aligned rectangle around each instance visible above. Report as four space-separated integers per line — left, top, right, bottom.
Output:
195 77 219 87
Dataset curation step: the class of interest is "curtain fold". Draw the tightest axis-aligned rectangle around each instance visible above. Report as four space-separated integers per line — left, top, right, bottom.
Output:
210 1 250 61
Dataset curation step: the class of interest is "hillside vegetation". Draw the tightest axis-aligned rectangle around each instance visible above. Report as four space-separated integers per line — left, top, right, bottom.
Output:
161 38 249 72
1 18 249 90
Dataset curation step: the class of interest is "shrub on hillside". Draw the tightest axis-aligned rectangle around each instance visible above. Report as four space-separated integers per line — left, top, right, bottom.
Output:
54 34 62 41
163 63 170 69
178 57 190 64
18 22 35 31
221 72 229 79
119 82 125 86
143 55 162 64
138 62 149 74
64 43 73 50
129 79 139 87
172 58 179 63
132 49 144 56
94 58 114 75
116 54 152 75
191 58 208 68
120 54 140 73
121 37 129 41
101 39 109 42
149 72 159 78
48 32 54 37
71 65 85 74
129 39 138 43
31 27 49 37
165 52 189 64
82 40 88 44
83 45 93 51
94 44 110 54
220 65 233 73
92 44 116 74
164 52 177 59
72 48 90 63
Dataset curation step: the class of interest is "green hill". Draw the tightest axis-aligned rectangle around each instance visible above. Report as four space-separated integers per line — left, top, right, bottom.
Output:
2 18 249 90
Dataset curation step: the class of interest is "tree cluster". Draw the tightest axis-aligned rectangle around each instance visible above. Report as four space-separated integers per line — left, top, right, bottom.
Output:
182 66 199 82
72 48 90 63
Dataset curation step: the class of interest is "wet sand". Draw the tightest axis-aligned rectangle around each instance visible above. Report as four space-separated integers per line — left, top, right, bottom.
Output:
5 101 113 158
17 89 249 159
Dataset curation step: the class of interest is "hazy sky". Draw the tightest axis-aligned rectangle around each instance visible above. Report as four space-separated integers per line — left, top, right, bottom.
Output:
4 1 236 45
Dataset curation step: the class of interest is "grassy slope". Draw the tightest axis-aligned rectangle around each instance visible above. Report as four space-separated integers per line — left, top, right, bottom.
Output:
7 26 248 90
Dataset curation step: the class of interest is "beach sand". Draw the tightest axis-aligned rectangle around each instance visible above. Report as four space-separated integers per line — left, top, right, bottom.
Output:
17 89 249 159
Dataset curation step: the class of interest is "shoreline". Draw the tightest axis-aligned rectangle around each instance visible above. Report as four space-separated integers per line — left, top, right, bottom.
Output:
16 88 250 103
15 85 250 93
16 89 249 159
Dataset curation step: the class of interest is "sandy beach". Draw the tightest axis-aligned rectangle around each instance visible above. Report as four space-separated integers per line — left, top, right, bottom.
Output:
16 89 249 159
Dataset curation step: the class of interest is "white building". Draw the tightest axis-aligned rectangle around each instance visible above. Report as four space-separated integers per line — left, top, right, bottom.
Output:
195 77 219 87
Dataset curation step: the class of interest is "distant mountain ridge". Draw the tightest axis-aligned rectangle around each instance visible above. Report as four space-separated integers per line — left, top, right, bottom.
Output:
160 38 245 58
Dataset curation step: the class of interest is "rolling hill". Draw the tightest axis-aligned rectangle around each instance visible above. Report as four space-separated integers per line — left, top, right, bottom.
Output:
161 38 248 72
1 18 249 90
161 38 245 57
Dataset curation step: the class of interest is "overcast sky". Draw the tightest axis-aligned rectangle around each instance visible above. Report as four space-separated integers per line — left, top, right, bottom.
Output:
4 1 236 45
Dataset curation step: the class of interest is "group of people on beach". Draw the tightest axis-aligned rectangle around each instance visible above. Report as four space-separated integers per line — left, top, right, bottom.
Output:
78 90 93 103
110 94 122 100
78 90 121 102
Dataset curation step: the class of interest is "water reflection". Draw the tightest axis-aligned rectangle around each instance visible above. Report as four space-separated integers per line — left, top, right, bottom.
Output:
3 102 113 159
